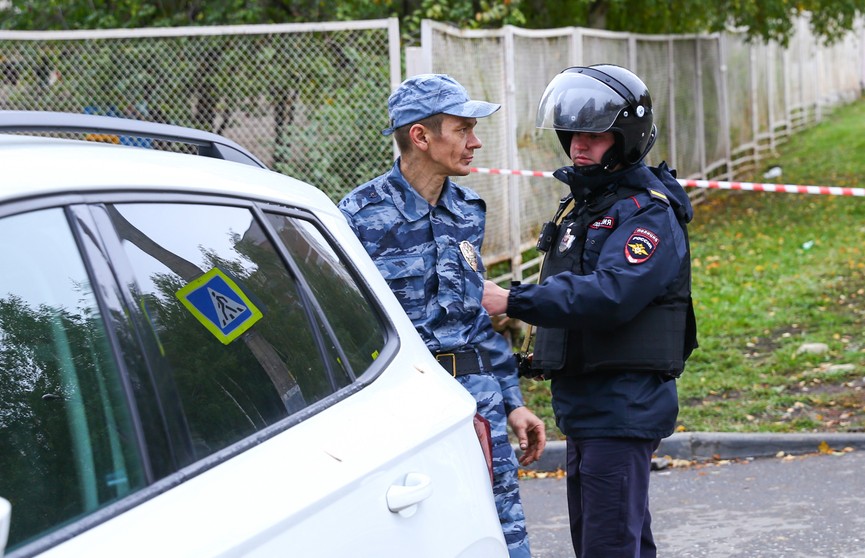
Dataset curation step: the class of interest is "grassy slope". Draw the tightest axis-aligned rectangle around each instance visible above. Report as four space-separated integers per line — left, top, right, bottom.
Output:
521 99 865 438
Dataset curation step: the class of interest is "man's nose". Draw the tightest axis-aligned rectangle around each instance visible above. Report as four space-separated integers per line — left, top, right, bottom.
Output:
468 131 482 149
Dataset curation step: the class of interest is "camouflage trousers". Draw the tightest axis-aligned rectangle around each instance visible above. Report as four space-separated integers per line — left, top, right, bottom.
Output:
457 373 531 558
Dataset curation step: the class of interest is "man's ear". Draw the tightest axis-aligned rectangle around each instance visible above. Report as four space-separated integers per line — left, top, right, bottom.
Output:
409 123 430 151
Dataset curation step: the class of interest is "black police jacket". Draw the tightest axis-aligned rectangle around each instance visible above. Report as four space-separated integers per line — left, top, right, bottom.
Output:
507 162 696 439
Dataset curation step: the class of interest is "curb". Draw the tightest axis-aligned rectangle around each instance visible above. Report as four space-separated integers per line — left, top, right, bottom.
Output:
517 432 865 472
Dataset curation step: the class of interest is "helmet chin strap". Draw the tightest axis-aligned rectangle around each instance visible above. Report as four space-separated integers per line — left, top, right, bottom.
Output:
553 161 631 199
552 141 628 198
570 144 621 177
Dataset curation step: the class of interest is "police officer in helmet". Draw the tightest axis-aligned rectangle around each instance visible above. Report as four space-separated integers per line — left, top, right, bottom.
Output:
484 64 697 557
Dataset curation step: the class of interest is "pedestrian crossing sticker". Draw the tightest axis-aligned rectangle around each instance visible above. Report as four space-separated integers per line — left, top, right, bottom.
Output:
175 267 263 345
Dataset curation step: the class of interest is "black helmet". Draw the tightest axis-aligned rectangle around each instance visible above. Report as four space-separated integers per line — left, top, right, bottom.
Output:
536 64 656 167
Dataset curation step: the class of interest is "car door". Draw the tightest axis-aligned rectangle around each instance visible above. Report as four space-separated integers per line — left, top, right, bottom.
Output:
0 192 506 557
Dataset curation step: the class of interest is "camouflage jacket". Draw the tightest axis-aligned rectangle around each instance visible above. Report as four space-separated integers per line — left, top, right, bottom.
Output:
338 159 524 413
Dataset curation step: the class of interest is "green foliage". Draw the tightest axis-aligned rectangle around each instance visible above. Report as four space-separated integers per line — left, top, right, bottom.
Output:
604 0 722 35
520 0 862 45
0 0 269 29
2 0 860 46
712 0 862 46
0 0 525 36
518 0 590 30
400 0 526 42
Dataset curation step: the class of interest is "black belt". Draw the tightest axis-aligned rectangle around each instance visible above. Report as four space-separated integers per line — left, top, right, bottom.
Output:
434 349 492 377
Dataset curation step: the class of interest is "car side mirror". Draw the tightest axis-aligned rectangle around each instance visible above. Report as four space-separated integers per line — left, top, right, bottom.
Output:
0 497 10 558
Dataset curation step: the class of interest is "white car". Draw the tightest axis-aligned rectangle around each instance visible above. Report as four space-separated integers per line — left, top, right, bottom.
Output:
0 111 506 558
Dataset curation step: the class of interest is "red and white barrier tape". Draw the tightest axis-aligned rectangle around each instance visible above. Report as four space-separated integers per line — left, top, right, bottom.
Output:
469 167 865 197
471 166 554 178
679 179 865 197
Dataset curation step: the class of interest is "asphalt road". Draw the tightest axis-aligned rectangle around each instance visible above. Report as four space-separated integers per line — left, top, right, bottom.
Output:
521 449 865 558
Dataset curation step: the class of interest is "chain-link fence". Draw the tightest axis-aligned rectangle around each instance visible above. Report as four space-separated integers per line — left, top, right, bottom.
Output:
0 20 401 200
416 19 864 281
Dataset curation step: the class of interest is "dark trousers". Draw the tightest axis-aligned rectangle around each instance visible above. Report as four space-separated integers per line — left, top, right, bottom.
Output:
566 437 660 558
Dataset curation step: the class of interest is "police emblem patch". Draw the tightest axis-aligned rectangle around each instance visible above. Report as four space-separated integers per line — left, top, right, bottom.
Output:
558 225 576 253
459 240 478 271
625 227 660 264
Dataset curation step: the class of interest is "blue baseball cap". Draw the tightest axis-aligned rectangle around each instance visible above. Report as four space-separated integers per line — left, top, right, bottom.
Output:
382 74 501 136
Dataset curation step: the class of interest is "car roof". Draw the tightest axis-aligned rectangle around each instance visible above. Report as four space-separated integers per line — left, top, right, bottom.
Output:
0 110 267 167
0 120 337 216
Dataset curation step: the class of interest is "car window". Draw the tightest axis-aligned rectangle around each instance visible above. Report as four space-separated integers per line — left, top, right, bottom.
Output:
264 213 385 375
0 208 147 551
107 202 386 464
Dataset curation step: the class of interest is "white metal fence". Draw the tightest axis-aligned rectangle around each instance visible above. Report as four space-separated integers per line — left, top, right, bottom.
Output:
1 18 863 283
412 19 865 281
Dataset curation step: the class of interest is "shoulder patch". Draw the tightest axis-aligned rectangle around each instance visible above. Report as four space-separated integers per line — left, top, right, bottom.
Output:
625 227 660 264
648 189 670 205
590 216 615 229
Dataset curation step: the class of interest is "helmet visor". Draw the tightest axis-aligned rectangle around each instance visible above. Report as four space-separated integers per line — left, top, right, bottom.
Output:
535 72 628 132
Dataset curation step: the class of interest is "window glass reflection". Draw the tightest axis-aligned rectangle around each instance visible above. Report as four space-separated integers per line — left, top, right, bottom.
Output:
109 203 335 461
266 214 386 377
0 208 144 551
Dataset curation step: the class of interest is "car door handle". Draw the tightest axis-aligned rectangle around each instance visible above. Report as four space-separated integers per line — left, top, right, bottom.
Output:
386 472 433 518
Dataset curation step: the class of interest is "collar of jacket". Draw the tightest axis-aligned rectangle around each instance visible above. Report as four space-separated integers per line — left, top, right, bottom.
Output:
385 159 482 223
553 163 641 202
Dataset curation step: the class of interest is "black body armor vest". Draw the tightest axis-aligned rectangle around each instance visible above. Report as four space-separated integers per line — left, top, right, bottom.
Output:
531 182 696 379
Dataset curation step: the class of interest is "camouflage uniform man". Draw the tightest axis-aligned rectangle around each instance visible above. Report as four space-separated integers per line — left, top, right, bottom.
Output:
338 74 546 558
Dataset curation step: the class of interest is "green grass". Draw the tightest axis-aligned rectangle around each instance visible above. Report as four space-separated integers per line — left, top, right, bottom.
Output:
519 99 865 438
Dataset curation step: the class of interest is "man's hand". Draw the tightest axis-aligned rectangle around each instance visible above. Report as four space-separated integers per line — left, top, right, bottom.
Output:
482 280 510 316
508 406 547 467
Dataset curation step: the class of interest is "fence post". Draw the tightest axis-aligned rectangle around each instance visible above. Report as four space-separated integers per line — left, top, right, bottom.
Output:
695 37 706 176
767 43 774 153
797 18 805 126
861 22 865 92
667 37 677 170
388 17 402 89
815 27 824 122
420 19 434 74
503 25 522 281
571 27 583 66
782 38 791 141
749 42 759 171
627 34 637 71
718 34 732 180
